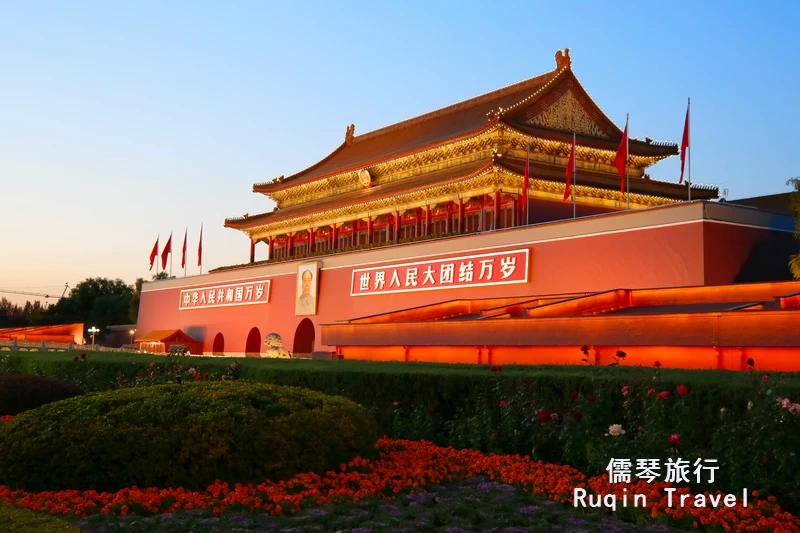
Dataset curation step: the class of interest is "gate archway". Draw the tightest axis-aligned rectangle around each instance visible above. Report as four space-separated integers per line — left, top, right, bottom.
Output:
212 332 224 356
292 318 315 357
245 327 261 357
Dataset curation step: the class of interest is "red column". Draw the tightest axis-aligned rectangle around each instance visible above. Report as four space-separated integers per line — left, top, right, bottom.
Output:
445 205 452 234
480 196 485 232
332 224 338 249
415 209 421 237
425 205 432 236
368 216 373 244
494 191 501 230
354 221 359 246
512 196 518 227
268 236 274 259
308 229 315 253
395 211 401 242
459 198 465 233
288 233 294 256
250 240 255 263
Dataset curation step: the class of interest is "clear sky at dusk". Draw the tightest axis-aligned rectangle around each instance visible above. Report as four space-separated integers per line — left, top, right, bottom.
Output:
1 1 798 307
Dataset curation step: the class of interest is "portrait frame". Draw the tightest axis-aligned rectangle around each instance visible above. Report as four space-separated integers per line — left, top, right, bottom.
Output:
295 261 321 316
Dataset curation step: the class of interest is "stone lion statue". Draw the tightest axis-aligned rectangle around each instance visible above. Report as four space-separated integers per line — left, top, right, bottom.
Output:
263 333 291 358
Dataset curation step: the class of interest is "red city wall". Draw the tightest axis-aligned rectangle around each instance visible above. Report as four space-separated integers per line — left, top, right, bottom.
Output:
138 203 790 357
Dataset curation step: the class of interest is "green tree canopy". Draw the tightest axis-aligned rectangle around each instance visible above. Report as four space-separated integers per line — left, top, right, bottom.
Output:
43 278 134 333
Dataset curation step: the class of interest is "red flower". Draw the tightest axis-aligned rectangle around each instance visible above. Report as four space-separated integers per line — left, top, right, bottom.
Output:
80 353 87 360
538 410 551 424
668 433 681 444
587 395 597 403
499 400 507 408
73 356 79 362
392 401 402 407
621 386 630 396
203 372 209 379
569 391 579 401
638 426 645 433
677 385 689 396
657 391 671 401
654 360 662 368
763 374 771 382
490 432 498 440
752 490 760 498
647 388 655 395
572 411 583 421
427 408 436 415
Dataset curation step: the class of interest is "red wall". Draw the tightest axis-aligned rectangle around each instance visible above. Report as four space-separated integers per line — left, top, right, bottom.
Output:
137 216 782 356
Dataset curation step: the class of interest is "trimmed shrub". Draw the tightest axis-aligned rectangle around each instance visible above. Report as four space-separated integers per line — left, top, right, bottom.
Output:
0 373 83 416
0 381 378 492
0 501 79 533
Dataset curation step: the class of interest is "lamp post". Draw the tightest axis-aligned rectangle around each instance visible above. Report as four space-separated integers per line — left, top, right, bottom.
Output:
129 329 136 345
88 327 99 346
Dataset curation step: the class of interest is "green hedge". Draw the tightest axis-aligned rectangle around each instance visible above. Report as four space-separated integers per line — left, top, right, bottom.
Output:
4 352 800 509
0 373 83 416
0 502 79 533
0 380 377 492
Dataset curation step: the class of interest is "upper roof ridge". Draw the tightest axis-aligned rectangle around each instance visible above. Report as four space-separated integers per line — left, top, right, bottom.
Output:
352 66 559 144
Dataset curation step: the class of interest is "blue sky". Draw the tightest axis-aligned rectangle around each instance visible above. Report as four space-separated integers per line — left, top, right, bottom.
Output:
1 1 798 306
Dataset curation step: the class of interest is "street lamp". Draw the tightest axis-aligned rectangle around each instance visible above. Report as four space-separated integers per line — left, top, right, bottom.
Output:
129 329 136 344
88 327 99 346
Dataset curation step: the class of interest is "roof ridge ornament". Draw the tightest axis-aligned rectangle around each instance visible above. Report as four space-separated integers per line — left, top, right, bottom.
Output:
345 124 355 144
555 48 571 70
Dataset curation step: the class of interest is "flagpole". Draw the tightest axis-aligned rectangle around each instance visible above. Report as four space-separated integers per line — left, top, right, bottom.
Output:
184 226 187 278
169 232 173 278
572 132 577 219
156 234 160 277
199 223 203 275
626 114 630 210
687 98 692 202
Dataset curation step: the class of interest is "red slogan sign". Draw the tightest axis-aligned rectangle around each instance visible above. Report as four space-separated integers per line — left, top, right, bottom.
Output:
179 279 271 310
351 249 529 296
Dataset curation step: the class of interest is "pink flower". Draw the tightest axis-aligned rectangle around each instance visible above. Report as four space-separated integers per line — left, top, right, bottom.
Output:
781 398 791 409
790 404 800 416
149 362 156 368
621 386 630 396
392 400 402 407
657 391 671 400
550 413 559 421
668 433 681 445
763 374 771 382
647 388 655 395
221 375 228 381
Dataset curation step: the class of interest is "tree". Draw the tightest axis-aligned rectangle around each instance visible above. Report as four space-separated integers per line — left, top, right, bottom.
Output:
789 177 800 279
43 278 134 333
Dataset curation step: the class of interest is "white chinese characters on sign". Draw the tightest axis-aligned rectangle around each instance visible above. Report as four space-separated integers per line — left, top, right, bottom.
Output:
350 249 529 296
606 458 719 484
179 279 271 310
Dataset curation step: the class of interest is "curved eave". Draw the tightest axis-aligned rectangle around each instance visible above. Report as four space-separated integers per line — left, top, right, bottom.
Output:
226 160 497 230
250 118 503 196
507 123 678 159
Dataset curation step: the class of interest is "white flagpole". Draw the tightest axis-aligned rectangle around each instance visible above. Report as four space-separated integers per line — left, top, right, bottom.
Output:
626 114 630 210
572 132 577 219
687 98 692 202
156 234 160 277
184 226 187 278
199 223 203 275
169 231 173 278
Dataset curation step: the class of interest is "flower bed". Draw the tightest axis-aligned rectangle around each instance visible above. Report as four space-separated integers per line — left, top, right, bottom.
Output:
0 430 797 533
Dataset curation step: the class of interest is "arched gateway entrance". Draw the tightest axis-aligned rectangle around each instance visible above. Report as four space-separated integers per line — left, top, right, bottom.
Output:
212 333 224 355
292 318 315 357
245 327 261 357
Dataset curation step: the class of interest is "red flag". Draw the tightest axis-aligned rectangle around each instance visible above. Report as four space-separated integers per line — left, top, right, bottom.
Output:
679 100 690 184
181 228 187 269
522 145 529 213
197 223 203 267
564 134 576 201
149 236 159 271
614 119 629 193
161 232 172 270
